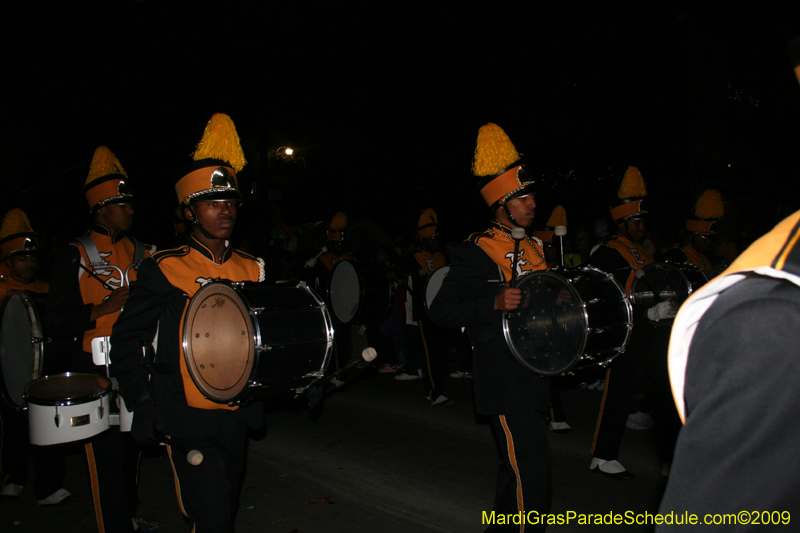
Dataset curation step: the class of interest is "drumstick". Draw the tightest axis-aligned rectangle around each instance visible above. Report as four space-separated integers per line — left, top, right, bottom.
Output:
72 257 116 291
327 347 378 380
155 431 204 466
509 227 526 288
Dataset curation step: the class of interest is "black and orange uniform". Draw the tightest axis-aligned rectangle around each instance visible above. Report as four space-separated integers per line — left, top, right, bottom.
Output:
657 210 800 527
46 145 150 532
588 233 681 472
111 237 265 532
47 223 152 532
112 112 265 533
400 245 447 400
429 118 552 533
0 277 48 299
430 221 551 529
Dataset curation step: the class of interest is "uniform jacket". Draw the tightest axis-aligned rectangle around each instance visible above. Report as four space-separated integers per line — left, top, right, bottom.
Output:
111 235 265 438
428 222 549 415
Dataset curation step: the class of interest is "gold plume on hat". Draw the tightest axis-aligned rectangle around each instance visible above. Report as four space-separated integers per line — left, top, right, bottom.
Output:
418 208 438 228
330 212 348 231
85 146 128 187
617 166 647 199
0 209 33 240
191 113 247 172
547 205 567 228
694 189 724 219
472 123 520 177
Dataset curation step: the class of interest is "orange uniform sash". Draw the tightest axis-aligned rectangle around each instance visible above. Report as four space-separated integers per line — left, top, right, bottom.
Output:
603 234 654 296
414 250 446 277
472 222 547 281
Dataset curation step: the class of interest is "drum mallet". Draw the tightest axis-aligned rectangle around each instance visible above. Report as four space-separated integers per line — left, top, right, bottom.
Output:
505 227 527 319
555 226 567 268
155 431 204 466
328 347 378 380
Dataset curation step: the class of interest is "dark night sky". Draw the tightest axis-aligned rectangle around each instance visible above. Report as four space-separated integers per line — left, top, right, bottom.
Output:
4 2 800 256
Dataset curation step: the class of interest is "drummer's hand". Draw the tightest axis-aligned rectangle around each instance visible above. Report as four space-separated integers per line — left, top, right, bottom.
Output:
91 287 130 320
131 394 159 447
495 283 522 311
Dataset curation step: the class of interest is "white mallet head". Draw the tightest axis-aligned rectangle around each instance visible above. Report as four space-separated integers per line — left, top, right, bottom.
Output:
511 227 526 240
362 347 378 362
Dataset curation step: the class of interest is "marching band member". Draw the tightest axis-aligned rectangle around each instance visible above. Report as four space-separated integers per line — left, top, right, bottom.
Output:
396 209 449 405
429 123 551 531
46 146 153 531
111 113 265 533
663 189 725 275
658 209 800 527
587 166 680 479
0 209 73 506
304 212 353 385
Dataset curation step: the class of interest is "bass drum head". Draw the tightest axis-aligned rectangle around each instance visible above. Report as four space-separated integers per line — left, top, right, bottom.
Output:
1 292 44 409
503 271 589 376
183 283 256 404
424 266 450 313
329 260 360 324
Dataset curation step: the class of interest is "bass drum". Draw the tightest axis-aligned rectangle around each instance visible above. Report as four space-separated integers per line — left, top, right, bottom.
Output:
503 267 633 376
0 291 47 410
25 372 112 446
630 262 707 309
424 266 450 316
328 260 391 325
183 281 334 405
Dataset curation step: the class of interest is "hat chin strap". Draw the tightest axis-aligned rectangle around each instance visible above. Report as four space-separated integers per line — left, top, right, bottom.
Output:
503 204 521 227
188 205 225 241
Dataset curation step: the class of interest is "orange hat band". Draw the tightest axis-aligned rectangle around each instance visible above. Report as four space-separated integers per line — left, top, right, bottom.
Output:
610 199 646 221
85 177 133 210
0 234 38 257
417 224 437 239
176 165 238 204
480 165 528 207
686 219 715 233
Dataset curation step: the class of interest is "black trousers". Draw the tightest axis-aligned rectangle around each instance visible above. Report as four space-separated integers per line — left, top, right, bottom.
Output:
167 412 249 533
0 402 67 499
486 412 552 533
590 323 681 461
85 427 140 533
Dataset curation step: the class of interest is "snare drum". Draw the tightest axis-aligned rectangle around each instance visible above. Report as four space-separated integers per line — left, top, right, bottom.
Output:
424 266 450 316
503 267 633 376
183 281 334 405
24 372 112 446
0 291 47 410
630 262 707 308
328 260 391 325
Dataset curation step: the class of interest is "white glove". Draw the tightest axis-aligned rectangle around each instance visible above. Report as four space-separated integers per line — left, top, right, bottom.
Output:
304 257 318 268
647 300 677 322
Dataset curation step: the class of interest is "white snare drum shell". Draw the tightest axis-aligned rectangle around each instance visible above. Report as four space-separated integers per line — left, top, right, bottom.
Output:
25 373 112 446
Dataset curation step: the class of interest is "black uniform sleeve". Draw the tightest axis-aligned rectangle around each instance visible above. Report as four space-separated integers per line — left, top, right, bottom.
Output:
110 258 183 408
658 277 800 521
45 245 95 338
428 241 501 329
587 244 633 290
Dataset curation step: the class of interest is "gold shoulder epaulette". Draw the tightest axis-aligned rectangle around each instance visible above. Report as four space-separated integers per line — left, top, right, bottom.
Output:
153 246 190 263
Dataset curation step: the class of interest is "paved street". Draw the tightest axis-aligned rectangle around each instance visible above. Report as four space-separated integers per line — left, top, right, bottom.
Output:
1 359 669 532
